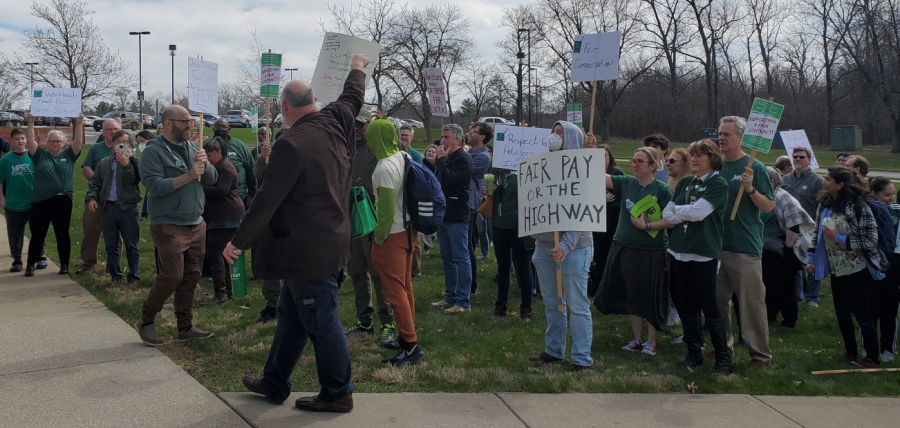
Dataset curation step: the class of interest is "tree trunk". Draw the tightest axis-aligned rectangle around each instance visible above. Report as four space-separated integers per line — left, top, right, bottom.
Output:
892 119 900 153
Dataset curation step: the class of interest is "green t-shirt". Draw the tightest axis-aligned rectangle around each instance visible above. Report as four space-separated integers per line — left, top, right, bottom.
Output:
720 155 774 257
226 137 254 200
81 143 115 171
610 175 673 250
165 140 191 167
668 174 729 260
762 210 784 240
30 146 81 203
0 152 35 211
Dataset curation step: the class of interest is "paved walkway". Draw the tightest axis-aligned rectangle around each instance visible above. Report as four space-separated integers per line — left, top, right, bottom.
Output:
2 215 900 427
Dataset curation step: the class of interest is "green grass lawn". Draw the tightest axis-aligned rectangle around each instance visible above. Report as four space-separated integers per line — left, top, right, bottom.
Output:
20 137 900 397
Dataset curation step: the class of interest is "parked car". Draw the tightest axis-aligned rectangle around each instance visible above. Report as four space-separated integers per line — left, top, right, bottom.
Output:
84 115 99 126
47 117 71 127
401 119 424 130
273 113 283 128
225 110 252 128
93 111 141 131
140 114 153 127
477 117 514 129
0 112 25 127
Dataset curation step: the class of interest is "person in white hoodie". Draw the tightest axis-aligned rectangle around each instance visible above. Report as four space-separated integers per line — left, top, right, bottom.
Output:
526 121 595 372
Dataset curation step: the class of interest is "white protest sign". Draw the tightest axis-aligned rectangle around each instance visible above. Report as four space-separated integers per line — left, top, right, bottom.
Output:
517 148 607 237
30 88 83 117
424 68 448 117
571 32 621 82
492 125 551 169
311 32 381 106
188 57 218 114
780 130 819 169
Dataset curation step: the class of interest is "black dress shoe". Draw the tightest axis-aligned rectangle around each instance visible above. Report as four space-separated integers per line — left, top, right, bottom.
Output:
295 394 353 413
58 264 69 275
36 260 48 270
241 376 284 404
24 264 35 277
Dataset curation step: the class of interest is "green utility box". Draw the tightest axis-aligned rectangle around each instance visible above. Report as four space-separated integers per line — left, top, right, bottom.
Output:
701 128 718 140
830 126 862 151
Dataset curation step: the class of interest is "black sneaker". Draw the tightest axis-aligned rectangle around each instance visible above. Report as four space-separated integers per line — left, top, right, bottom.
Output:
24 264 35 277
382 342 425 366
177 326 214 342
256 306 278 324
10 261 23 273
58 264 69 275
200 293 229 306
36 259 48 270
378 324 400 349
491 302 508 319
345 321 374 335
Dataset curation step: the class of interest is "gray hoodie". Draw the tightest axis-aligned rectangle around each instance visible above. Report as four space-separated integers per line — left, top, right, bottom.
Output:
531 120 594 253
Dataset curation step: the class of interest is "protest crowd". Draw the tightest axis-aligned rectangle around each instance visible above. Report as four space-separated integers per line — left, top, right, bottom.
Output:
3 52 900 415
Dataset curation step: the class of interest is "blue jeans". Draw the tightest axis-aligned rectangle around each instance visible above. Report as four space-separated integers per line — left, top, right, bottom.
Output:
533 245 594 367
261 274 354 403
493 227 532 306
101 204 140 281
804 272 821 302
476 214 492 256
436 221 471 308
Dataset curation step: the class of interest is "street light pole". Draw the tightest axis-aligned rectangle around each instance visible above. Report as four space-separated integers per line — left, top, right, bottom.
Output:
518 28 532 126
285 68 298 80
169 45 177 105
129 31 150 129
24 62 38 93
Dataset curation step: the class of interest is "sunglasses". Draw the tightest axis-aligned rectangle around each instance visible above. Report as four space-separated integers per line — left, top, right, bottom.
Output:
793 155 807 160
666 158 682 164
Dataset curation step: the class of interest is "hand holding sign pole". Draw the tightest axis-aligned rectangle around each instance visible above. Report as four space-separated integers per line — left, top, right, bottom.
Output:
730 97 784 220
189 55 218 181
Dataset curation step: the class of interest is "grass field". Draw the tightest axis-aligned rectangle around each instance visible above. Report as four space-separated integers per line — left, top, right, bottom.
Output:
14 134 899 397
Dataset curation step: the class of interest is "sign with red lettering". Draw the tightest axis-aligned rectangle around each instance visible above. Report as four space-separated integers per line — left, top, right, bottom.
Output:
741 98 784 154
424 68 448 117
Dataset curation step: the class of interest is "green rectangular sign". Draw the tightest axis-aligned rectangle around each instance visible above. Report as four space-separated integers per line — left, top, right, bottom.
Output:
740 98 784 154
260 53 283 98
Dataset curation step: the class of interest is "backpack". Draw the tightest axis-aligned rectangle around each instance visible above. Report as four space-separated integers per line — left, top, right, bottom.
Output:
402 154 446 235
854 200 896 258
350 182 378 239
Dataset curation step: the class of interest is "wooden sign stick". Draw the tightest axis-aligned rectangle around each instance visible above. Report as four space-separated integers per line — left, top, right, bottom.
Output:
265 97 271 163
729 96 774 220
812 368 900 375
554 231 563 311
589 81 597 136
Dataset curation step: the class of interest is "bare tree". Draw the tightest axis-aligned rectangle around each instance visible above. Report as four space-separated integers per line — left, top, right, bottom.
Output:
459 61 498 120
0 44 26 109
15 0 133 101
232 28 288 116
746 0 786 97
799 0 851 140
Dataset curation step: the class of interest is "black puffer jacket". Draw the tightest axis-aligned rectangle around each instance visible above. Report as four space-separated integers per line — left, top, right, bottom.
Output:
434 148 473 224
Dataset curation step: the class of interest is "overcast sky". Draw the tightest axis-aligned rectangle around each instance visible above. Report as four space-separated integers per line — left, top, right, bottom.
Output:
0 0 522 105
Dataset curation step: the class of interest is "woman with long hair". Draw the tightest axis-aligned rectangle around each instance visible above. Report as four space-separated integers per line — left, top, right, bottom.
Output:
869 177 900 362
588 144 624 296
666 148 691 190
807 167 889 368
595 147 674 356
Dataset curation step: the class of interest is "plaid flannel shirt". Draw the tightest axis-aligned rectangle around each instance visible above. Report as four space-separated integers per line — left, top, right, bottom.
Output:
810 199 890 274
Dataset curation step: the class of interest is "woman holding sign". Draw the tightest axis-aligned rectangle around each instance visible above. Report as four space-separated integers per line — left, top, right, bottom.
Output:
594 146 673 357
527 121 595 372
661 139 734 375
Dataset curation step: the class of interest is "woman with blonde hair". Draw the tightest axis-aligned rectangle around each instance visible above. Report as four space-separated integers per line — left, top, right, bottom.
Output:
666 148 691 190
595 146 674 356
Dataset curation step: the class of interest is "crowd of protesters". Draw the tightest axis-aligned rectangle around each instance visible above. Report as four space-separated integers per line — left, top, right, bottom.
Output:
2 52 900 415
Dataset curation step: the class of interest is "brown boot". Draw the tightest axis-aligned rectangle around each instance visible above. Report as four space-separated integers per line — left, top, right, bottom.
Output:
295 394 353 413
491 301 508 319
519 304 533 322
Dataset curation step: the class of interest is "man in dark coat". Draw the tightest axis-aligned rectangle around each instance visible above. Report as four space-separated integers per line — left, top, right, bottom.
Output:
225 54 369 414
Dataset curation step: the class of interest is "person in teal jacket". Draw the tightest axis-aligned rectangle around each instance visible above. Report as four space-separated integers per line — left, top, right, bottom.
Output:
367 118 425 367
135 105 218 347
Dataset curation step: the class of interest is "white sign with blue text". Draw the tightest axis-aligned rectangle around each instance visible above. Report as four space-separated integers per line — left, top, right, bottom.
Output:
570 31 622 82
188 57 219 114
492 125 551 170
30 88 83 117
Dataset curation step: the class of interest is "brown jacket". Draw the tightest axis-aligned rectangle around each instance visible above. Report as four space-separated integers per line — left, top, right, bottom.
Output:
231 69 365 281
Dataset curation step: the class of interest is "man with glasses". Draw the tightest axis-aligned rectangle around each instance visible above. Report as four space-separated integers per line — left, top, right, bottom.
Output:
397 125 423 164
213 118 257 208
135 105 218 346
76 118 122 274
782 146 823 307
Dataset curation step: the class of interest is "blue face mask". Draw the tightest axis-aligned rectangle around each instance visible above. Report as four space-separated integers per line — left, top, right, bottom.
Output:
548 133 563 151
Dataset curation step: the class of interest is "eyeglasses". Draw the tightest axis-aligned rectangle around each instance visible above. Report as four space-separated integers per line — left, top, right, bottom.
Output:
631 158 647 166
168 119 192 125
666 158 681 165
793 155 807 160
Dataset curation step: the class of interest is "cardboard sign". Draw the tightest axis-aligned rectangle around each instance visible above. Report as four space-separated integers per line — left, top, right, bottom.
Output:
424 68 449 117
780 130 819 169
188 57 219 114
250 107 259 133
492 125 551 169
517 148 607 236
30 88 82 117
260 53 283 98
741 98 784 154
566 104 583 129
571 32 621 82
311 32 381 106
629 194 662 238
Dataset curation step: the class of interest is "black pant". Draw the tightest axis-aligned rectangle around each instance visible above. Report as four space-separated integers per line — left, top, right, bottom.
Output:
762 249 799 328
493 226 533 306
101 203 141 280
4 209 29 261
872 254 900 355
28 195 72 265
469 215 478 294
832 269 878 359
589 213 619 296
670 257 721 318
205 228 236 296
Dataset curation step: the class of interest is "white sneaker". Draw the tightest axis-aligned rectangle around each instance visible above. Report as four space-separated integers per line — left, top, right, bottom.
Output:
621 339 642 351
642 341 657 356
667 310 681 326
672 335 685 345
807 300 819 308
882 351 895 362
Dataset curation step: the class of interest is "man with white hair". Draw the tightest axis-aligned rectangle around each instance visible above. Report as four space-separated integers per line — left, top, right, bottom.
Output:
76 118 122 274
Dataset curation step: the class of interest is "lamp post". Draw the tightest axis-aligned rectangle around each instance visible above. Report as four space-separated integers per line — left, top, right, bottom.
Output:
285 68 298 80
169 45 176 104
518 28 531 126
516 51 524 125
24 62 38 93
129 31 150 130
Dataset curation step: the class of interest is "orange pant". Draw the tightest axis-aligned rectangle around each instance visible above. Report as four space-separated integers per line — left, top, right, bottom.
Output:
372 230 418 343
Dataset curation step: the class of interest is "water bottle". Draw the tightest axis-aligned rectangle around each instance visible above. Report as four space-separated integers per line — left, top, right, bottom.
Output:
822 217 835 231
231 252 247 297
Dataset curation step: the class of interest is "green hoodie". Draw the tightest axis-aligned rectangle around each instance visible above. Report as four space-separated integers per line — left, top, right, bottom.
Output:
140 135 218 226
366 119 405 244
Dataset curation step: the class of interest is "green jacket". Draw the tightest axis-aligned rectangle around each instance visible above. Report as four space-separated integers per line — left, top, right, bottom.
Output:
140 135 218 226
85 156 142 211
225 136 256 201
366 119 401 244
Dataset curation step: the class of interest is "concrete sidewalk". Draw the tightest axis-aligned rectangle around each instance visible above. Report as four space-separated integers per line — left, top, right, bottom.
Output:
0 217 248 428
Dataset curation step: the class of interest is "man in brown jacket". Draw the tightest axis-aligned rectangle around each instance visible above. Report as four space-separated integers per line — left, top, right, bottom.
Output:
225 54 369 414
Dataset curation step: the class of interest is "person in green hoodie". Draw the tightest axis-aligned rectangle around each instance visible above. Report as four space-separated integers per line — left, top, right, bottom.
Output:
367 118 425 367
134 105 218 347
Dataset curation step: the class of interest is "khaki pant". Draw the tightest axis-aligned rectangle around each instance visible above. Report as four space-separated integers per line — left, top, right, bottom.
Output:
141 223 206 329
372 231 418 343
348 234 393 326
81 203 103 267
716 250 771 362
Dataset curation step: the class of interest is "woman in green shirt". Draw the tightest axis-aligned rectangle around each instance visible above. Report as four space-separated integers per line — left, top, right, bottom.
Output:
490 168 534 321
662 139 733 375
24 113 84 276
594 147 673 357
